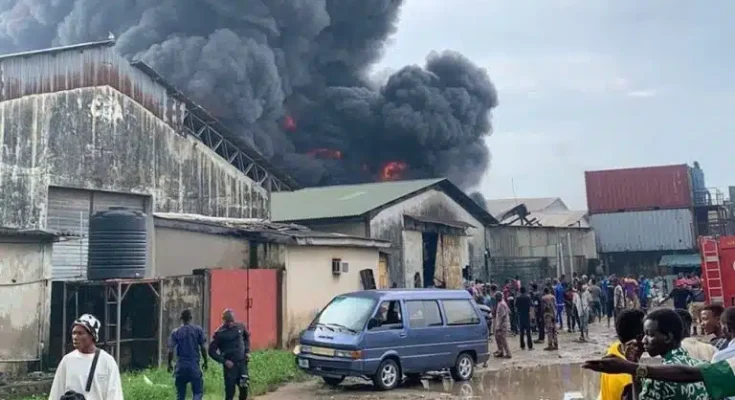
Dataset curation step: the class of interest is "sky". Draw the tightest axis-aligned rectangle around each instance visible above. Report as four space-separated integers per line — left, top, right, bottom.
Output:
376 0 734 210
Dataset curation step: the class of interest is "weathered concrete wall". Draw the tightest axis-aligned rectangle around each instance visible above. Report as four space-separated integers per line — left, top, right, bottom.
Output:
155 227 249 277
283 246 378 346
0 86 269 231
254 242 287 269
370 188 484 285
402 230 423 288
0 237 52 376
160 275 205 362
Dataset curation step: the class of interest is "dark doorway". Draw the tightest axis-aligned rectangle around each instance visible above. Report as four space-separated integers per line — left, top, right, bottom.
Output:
422 232 438 287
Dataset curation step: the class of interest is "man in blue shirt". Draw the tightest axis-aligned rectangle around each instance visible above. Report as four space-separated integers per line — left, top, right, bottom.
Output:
168 309 208 400
554 277 566 330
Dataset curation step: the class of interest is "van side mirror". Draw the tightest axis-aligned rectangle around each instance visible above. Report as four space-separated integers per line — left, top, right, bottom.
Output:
367 317 379 330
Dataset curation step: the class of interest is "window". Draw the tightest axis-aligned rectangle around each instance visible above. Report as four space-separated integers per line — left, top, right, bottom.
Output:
443 300 480 326
331 258 341 275
370 300 403 330
406 300 443 328
314 296 376 332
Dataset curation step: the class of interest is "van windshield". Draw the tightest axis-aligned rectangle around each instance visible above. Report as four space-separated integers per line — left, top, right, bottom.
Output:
313 296 377 333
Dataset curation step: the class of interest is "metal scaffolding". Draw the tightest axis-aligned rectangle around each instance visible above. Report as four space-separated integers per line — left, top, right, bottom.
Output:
61 278 164 367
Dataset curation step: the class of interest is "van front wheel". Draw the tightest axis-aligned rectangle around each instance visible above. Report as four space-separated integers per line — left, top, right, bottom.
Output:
322 376 344 386
450 353 474 381
372 358 401 390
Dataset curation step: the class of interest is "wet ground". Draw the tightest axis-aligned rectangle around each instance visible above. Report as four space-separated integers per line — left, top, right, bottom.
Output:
259 320 617 400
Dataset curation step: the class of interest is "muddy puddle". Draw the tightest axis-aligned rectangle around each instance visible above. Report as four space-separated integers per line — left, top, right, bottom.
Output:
329 363 600 399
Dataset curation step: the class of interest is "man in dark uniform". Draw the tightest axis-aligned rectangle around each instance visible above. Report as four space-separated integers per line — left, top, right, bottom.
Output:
168 309 208 400
208 309 251 400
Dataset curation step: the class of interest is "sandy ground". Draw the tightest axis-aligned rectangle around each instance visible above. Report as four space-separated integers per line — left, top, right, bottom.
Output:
257 319 617 400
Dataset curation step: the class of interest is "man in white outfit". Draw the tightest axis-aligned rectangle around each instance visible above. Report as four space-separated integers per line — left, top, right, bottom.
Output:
48 314 123 400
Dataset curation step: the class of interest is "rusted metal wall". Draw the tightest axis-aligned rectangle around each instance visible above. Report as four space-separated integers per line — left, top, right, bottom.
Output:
436 235 463 289
0 237 52 376
160 275 205 362
370 188 483 285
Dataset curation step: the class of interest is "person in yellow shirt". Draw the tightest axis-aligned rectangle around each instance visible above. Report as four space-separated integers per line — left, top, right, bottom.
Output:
598 309 645 400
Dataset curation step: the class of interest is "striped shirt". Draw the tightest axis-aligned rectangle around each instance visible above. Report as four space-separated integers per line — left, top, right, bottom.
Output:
711 337 730 351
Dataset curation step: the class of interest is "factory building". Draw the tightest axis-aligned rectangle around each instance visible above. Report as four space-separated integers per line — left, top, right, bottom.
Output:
271 178 498 288
0 40 297 374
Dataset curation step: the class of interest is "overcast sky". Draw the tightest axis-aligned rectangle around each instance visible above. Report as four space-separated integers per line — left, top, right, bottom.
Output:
377 0 733 210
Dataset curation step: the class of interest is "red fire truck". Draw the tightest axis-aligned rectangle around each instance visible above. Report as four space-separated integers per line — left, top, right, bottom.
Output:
699 236 735 306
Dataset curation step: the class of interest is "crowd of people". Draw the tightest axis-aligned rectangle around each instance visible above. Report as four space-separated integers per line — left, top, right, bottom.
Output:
467 270 735 399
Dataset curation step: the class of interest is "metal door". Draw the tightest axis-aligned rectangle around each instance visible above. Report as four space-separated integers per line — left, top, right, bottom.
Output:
47 188 91 280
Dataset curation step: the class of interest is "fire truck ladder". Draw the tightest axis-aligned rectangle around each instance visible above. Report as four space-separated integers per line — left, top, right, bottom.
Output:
702 238 725 304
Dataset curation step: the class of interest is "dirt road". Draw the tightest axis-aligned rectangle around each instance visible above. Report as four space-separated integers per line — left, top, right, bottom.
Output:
258 320 615 400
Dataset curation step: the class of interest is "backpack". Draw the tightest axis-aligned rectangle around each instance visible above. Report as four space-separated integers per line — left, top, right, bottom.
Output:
59 349 100 400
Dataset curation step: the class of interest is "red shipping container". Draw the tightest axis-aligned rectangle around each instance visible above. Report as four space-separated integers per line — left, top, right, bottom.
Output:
585 164 692 214
699 236 735 306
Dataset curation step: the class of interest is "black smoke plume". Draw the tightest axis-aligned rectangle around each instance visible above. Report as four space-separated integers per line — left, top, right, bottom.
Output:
0 0 498 190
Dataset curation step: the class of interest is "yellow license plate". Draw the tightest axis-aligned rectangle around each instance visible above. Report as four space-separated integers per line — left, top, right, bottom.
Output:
311 347 335 356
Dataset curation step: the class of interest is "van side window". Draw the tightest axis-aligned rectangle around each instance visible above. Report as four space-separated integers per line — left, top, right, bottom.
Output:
406 300 443 328
443 299 480 326
371 300 403 330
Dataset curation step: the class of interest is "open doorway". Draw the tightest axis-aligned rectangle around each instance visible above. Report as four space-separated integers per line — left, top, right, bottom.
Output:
422 232 438 287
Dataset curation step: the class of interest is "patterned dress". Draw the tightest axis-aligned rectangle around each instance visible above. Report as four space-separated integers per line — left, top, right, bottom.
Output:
639 347 710 400
541 293 558 348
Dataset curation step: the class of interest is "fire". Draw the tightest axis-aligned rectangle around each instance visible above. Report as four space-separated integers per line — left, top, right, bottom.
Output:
380 161 408 181
283 115 296 132
306 148 343 160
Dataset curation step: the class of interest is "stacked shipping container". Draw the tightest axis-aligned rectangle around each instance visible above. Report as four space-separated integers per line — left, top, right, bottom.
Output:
585 164 697 274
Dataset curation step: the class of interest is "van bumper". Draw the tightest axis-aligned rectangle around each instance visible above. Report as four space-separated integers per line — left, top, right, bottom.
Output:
295 354 366 378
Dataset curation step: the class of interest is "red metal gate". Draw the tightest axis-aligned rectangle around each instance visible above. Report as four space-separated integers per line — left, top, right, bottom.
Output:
208 269 279 350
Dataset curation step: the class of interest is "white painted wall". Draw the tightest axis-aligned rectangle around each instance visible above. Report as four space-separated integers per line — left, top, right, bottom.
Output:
283 245 379 345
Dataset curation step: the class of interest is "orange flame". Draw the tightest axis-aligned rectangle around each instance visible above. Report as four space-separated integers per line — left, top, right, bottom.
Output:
306 148 343 160
283 115 296 132
380 161 408 181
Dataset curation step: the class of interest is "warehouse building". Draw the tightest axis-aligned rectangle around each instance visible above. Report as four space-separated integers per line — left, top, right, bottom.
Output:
272 178 498 288
485 197 597 282
0 40 297 374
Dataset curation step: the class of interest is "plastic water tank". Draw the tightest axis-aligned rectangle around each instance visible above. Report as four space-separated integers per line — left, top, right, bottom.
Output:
88 207 148 280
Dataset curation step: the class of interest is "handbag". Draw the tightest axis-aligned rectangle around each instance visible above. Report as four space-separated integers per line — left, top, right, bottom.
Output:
59 349 101 400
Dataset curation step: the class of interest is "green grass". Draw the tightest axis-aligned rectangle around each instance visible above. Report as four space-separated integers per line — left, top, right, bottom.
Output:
21 350 304 400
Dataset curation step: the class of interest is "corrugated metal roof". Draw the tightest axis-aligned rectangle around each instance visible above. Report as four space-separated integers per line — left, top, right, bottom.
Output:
153 213 390 248
531 211 589 228
659 253 701 267
486 197 565 218
590 209 695 252
271 178 445 222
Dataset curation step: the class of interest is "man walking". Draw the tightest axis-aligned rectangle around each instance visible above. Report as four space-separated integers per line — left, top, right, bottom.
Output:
516 286 533 350
613 278 625 320
554 278 565 330
542 287 558 351
493 292 512 358
532 283 545 344
209 309 251 400
48 314 123 400
588 278 602 323
168 309 208 400
574 282 591 342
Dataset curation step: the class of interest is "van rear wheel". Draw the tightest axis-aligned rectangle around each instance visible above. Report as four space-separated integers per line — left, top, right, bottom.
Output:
450 353 474 381
372 358 400 390
322 376 344 386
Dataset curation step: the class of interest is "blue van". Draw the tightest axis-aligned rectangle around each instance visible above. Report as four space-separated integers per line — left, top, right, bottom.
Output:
294 289 490 390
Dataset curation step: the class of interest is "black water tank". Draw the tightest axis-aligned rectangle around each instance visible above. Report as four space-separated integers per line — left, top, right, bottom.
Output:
88 207 148 280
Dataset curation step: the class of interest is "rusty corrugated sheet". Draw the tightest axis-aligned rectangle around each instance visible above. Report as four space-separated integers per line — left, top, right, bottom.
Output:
585 164 692 214
0 43 185 129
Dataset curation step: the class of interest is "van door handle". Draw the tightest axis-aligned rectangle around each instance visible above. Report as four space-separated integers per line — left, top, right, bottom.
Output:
399 332 407 338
